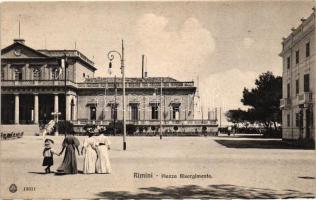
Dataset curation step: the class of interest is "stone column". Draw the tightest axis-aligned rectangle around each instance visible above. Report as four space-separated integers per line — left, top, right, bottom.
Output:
66 95 71 121
34 93 39 124
54 94 59 113
14 93 19 124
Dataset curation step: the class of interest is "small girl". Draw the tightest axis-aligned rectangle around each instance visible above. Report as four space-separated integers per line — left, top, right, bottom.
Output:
42 139 58 173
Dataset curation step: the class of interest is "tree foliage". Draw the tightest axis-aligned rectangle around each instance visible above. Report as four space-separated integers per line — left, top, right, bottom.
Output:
226 71 282 130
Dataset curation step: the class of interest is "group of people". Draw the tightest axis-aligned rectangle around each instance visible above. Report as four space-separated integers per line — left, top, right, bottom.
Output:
42 129 111 174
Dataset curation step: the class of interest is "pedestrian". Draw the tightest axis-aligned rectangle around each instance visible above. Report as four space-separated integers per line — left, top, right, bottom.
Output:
95 130 112 174
56 131 80 174
81 129 97 174
42 138 59 173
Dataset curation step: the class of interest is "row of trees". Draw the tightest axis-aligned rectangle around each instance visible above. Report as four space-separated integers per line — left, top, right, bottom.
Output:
226 71 282 131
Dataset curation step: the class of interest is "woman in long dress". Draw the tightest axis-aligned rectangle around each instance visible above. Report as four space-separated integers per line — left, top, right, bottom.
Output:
57 132 80 174
81 131 97 174
95 132 112 174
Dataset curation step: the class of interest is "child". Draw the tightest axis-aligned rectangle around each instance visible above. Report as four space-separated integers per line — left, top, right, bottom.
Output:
42 139 58 173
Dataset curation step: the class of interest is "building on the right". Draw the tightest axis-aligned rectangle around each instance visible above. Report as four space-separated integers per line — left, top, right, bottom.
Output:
279 7 315 144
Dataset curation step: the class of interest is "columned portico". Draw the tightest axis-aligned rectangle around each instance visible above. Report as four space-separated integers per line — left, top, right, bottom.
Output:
66 94 71 121
34 93 39 124
14 93 19 124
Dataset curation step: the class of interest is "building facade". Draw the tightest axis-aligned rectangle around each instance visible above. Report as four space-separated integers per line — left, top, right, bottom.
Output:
1 39 217 134
279 8 315 142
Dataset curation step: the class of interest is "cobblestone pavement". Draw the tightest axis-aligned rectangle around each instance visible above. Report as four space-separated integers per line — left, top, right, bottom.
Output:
1 136 315 198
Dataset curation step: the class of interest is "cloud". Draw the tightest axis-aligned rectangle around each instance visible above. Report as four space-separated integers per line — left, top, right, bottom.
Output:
129 13 215 80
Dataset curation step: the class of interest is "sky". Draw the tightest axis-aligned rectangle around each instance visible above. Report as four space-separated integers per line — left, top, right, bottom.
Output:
1 1 315 125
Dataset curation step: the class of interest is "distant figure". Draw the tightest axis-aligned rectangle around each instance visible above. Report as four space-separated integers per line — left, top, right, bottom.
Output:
95 132 112 174
42 138 59 173
57 132 80 174
82 130 97 174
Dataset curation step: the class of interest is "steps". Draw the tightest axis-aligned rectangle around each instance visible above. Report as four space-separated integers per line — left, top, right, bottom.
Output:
0 124 40 136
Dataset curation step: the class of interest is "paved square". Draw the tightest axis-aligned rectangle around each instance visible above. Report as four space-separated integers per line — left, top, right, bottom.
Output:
1 136 315 198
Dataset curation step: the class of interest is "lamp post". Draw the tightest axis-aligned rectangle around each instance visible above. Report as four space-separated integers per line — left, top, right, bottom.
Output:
107 40 126 150
160 78 163 140
63 53 68 124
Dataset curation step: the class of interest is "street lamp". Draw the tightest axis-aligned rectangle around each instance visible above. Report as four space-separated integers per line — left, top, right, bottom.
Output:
107 40 126 150
159 78 163 140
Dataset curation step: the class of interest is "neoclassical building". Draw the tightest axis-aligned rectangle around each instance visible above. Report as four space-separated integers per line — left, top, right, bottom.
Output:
1 39 217 134
279 8 315 143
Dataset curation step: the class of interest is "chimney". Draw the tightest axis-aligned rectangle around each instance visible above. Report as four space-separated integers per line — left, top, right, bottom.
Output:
14 38 25 44
142 54 148 78
142 55 145 79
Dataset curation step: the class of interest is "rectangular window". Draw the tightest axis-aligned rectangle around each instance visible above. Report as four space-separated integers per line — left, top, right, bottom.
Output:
295 113 300 127
111 105 117 120
304 74 310 92
287 114 290 127
287 83 290 98
295 50 299 64
287 56 291 69
151 105 158 120
311 110 314 127
306 42 310 57
172 106 180 120
295 79 299 94
131 105 139 121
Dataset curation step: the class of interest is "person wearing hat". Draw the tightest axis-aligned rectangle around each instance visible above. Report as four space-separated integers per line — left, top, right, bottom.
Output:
81 129 97 174
42 138 59 173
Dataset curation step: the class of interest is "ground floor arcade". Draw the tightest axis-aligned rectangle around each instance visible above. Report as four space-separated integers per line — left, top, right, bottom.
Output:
1 93 77 124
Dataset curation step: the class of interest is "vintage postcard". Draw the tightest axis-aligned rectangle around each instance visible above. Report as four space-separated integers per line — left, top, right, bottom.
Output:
0 1 315 199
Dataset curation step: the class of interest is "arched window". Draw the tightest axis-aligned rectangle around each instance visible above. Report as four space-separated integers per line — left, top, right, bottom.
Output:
1 67 4 80
33 68 41 80
14 68 22 80
52 68 60 80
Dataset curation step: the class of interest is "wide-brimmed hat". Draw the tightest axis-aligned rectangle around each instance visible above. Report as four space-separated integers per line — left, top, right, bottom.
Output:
44 138 54 148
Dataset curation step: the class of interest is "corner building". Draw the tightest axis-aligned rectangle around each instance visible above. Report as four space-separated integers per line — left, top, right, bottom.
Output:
279 8 315 143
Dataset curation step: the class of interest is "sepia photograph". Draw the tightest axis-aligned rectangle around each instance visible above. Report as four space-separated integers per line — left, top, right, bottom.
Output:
0 1 315 199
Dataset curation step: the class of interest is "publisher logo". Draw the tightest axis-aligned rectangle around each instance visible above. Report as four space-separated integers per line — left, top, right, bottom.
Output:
9 184 17 193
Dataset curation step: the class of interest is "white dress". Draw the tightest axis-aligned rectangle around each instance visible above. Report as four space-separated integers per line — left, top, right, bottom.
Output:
83 137 97 174
95 135 112 174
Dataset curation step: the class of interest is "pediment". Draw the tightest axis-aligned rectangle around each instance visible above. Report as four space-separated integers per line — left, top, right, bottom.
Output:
1 42 49 59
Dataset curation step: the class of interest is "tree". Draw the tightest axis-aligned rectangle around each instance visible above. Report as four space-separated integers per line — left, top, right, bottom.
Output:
225 109 248 127
241 71 282 130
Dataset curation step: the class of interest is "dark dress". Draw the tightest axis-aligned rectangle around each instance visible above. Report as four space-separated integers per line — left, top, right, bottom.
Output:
42 148 54 166
57 135 80 174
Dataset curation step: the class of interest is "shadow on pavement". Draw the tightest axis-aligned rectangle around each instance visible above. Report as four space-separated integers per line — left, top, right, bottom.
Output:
28 171 47 175
214 139 314 149
95 184 315 199
298 176 315 179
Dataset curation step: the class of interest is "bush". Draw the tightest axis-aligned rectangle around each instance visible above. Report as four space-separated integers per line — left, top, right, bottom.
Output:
56 120 74 135
106 121 123 135
139 126 144 133
83 124 97 131
174 126 178 131
126 124 136 135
